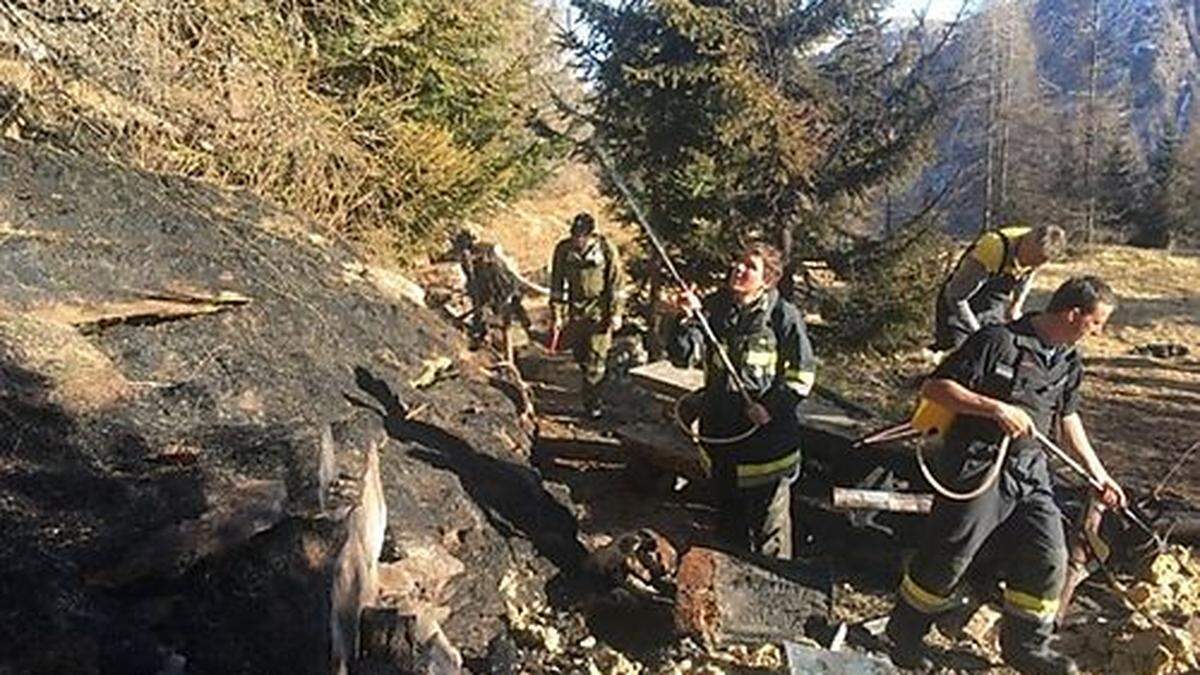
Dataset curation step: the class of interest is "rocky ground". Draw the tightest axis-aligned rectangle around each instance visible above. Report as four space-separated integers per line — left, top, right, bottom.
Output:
2 127 1196 674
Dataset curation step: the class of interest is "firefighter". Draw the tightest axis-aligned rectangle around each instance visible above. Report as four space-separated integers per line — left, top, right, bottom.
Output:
933 224 1067 355
668 243 816 559
549 212 624 419
889 276 1127 674
450 229 542 358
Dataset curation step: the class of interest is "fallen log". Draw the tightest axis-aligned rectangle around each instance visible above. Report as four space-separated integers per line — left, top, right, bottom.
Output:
629 360 704 399
832 488 933 514
675 547 832 646
614 421 706 481
26 288 251 331
628 360 878 438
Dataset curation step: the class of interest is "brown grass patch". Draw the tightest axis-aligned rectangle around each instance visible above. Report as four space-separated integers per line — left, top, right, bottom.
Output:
479 162 632 278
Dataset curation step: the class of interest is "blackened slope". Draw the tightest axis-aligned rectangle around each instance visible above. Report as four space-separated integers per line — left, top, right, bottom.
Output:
0 139 575 672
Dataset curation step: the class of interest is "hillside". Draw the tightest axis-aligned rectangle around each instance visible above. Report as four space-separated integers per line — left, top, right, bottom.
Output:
0 138 573 673
903 0 1200 236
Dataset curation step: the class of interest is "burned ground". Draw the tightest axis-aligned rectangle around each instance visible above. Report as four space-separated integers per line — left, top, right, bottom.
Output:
0 139 570 673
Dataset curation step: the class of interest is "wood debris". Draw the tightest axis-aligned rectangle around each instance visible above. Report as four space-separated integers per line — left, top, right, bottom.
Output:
1061 545 1200 674
24 289 250 331
585 528 678 598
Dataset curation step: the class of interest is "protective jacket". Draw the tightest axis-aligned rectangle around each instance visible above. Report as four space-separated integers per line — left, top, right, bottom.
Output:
462 243 520 312
902 316 1082 628
935 226 1036 351
549 235 622 323
670 288 816 487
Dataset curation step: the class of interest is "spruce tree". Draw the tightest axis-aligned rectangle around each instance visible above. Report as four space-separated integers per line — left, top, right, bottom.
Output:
1133 123 1184 248
568 0 957 349
1096 132 1140 236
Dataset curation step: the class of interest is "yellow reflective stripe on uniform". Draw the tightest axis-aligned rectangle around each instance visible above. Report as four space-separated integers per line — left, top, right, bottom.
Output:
698 447 713 477
784 368 815 396
735 451 800 479
900 572 954 614
1003 589 1059 620
734 452 799 487
744 350 777 367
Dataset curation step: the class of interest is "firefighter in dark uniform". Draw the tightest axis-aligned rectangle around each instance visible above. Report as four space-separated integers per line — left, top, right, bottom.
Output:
669 243 816 559
549 213 623 418
934 224 1066 354
451 229 538 354
889 276 1127 674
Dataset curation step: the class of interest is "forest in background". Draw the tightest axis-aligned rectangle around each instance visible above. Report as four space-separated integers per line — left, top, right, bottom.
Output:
1 0 1197 351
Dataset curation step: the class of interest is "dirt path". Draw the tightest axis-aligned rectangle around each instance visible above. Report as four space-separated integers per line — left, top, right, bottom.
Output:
518 341 717 557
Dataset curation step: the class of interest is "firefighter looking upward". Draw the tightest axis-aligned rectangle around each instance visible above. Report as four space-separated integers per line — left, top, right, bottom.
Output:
669 243 816 559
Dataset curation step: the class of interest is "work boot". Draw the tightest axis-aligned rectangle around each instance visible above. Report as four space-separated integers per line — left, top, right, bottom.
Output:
885 601 935 671
1000 616 1080 675
932 593 976 639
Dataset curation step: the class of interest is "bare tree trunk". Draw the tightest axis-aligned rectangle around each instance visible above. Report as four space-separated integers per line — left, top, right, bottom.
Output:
984 45 993 233
998 8 1012 220
1082 0 1100 244
1180 0 1200 61
983 12 997 233
884 187 893 236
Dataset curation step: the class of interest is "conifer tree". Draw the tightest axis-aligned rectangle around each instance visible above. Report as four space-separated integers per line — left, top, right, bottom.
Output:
1096 132 1140 234
1132 124 1186 248
567 0 957 348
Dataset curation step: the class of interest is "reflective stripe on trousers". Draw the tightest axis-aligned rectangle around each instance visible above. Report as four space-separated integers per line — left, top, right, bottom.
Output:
734 451 800 488
1003 587 1059 623
900 570 958 614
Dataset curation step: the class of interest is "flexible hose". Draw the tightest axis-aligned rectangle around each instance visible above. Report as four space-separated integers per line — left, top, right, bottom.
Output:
672 389 761 445
916 435 1011 501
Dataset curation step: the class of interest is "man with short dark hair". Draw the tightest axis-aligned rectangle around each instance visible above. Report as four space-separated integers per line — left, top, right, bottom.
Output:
934 225 1068 354
889 275 1126 675
670 243 816 559
550 212 623 418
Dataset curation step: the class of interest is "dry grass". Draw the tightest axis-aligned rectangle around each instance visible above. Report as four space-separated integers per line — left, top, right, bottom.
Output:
1033 245 1200 502
0 1 565 266
479 161 634 279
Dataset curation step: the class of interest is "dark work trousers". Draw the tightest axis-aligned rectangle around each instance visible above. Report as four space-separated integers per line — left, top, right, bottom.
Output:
566 316 611 410
713 461 797 560
469 293 530 341
903 448 1067 624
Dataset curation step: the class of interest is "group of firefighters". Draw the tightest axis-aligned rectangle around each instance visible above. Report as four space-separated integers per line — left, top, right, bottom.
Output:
450 215 1125 674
